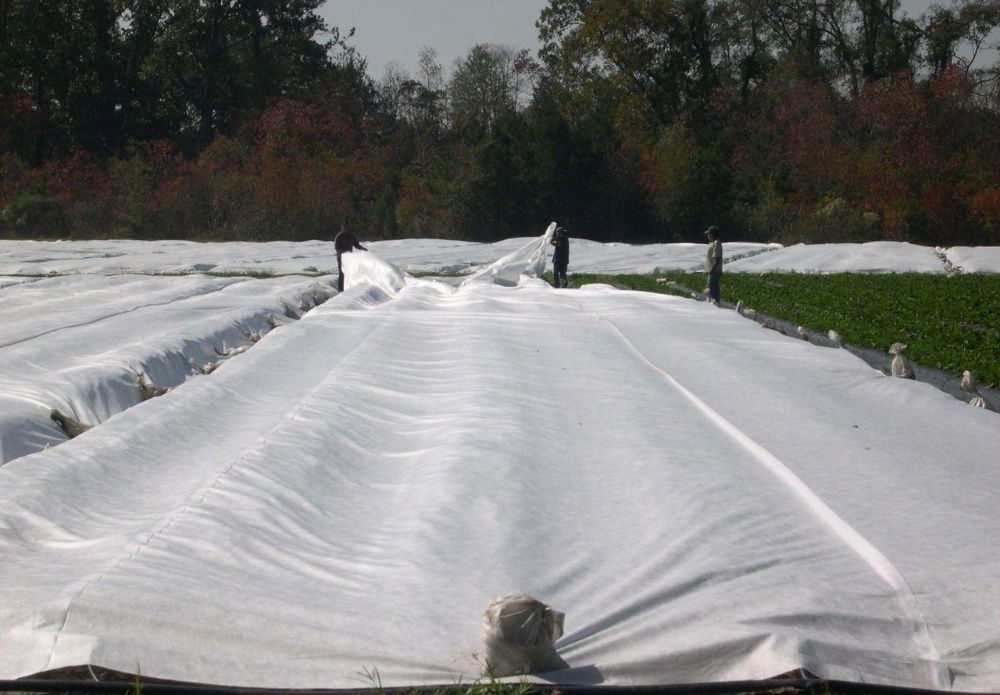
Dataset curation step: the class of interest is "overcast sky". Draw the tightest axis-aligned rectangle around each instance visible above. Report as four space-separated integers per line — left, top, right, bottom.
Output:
319 1 987 82
321 0 548 80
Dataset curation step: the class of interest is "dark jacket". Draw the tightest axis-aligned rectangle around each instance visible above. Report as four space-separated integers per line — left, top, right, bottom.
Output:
335 230 366 254
551 231 569 265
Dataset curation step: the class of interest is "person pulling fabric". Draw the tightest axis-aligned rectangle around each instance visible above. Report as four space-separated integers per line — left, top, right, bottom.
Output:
334 225 367 291
550 226 570 288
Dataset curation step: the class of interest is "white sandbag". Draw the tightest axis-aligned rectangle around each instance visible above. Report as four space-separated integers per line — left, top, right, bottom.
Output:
888 343 915 379
969 395 994 411
481 594 565 677
960 371 995 410
961 370 978 393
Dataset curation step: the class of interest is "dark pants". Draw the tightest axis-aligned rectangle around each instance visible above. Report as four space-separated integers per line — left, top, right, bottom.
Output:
553 262 568 288
707 270 721 303
336 253 344 291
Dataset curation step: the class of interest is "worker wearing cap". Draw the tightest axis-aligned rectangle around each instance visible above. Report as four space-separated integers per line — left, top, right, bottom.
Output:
704 225 723 305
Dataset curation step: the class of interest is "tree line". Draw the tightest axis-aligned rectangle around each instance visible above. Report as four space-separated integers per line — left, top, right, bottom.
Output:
1 0 998 244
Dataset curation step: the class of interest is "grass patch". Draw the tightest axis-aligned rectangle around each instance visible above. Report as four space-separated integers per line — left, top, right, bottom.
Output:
571 271 1000 386
357 665 535 695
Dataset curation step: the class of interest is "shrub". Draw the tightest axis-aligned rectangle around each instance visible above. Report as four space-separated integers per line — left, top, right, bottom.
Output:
969 187 1000 241
806 197 881 242
0 193 72 237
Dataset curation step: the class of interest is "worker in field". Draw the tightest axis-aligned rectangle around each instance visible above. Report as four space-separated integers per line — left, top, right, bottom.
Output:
334 225 367 292
704 225 723 305
550 225 570 288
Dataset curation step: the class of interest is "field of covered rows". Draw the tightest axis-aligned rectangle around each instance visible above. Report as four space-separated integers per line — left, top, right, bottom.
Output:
1 232 998 691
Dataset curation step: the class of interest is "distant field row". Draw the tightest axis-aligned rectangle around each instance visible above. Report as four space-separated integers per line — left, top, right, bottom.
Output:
570 272 1000 387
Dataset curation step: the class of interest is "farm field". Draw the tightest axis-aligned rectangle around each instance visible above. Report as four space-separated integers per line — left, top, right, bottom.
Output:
1 234 999 692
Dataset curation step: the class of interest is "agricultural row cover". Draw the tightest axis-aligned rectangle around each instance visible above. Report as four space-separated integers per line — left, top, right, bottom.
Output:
3 237 1000 276
1 233 999 691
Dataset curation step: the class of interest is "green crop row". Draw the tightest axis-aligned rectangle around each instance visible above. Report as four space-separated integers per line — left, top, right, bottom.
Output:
569 272 1000 387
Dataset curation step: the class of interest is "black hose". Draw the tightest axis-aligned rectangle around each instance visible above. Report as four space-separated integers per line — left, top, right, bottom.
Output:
0 679 984 695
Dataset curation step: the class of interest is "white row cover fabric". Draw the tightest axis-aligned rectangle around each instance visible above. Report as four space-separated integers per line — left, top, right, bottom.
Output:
0 274 335 464
1 238 999 690
341 250 408 294
462 223 556 286
941 246 1000 274
726 242 947 274
4 238 1000 276
0 237 777 277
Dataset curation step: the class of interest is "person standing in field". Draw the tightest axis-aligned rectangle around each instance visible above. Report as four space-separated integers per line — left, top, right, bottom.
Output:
550 226 570 288
334 225 366 291
704 225 723 305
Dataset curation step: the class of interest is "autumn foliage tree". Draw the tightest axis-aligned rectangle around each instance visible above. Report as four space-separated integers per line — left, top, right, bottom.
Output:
1 0 998 244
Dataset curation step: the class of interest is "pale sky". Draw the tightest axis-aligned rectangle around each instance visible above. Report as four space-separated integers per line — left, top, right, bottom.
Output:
319 1 991 83
321 0 548 81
